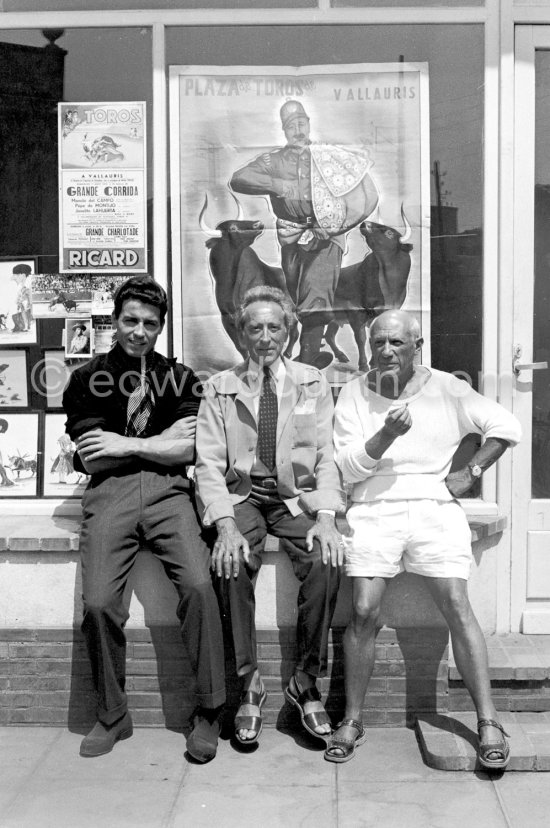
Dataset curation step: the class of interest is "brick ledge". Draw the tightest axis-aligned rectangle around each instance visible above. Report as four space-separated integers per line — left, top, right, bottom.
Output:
0 513 506 553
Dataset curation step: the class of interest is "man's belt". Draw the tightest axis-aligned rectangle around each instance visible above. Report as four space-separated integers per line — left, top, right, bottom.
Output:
250 475 278 489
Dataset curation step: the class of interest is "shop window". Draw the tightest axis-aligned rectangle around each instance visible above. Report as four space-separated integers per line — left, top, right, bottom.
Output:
0 22 484 499
167 23 484 386
0 27 151 498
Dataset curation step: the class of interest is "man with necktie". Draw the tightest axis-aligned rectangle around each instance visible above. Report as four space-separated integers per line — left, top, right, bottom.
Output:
195 285 344 747
63 275 225 762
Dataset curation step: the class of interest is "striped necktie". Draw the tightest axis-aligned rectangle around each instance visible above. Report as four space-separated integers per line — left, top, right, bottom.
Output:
126 366 154 437
257 365 278 471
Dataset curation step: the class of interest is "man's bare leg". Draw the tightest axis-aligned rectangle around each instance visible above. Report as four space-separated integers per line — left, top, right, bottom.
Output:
328 576 387 756
425 577 506 759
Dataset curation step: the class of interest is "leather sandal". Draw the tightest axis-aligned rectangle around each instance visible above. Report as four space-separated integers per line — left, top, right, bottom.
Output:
234 683 267 745
324 718 367 763
477 718 510 771
284 674 331 742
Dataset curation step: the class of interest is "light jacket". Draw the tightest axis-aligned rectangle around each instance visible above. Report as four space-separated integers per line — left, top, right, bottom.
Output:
195 359 344 525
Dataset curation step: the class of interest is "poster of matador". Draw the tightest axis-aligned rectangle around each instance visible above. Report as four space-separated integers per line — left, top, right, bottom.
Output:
170 63 430 381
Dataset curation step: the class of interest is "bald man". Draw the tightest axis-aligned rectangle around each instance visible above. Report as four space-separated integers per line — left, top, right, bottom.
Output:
327 310 521 771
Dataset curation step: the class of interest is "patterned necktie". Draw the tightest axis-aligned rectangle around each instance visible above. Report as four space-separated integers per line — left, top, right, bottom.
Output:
257 366 278 471
126 366 154 437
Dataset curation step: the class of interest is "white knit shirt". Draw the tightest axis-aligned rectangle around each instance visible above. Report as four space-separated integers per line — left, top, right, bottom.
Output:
334 368 522 502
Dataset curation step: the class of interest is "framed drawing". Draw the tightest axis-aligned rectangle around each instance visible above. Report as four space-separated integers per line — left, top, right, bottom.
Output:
0 412 39 496
0 350 28 408
0 258 37 345
170 63 430 383
37 350 80 409
43 413 88 497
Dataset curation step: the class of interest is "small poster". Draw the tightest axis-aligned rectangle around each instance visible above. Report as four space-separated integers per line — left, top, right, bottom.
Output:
0 413 39 496
91 275 126 314
43 413 88 497
92 315 115 354
0 351 28 408
32 273 93 318
0 259 37 345
59 102 147 273
65 318 92 359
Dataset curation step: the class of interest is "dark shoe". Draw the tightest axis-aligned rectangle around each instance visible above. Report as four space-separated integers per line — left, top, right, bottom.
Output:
477 718 510 771
186 706 223 763
234 683 267 745
79 712 133 757
324 718 367 763
284 674 331 742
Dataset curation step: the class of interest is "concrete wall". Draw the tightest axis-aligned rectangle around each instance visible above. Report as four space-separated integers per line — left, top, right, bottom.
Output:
0 527 502 633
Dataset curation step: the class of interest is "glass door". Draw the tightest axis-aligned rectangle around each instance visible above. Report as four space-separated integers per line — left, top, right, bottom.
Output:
513 27 550 632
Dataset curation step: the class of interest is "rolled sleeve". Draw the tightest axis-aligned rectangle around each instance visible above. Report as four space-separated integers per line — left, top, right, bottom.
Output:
62 371 108 441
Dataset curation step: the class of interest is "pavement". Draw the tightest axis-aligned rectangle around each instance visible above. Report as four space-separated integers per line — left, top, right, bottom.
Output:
1 723 550 827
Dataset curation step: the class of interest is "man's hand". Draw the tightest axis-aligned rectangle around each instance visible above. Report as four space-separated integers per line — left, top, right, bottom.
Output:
212 517 250 580
76 429 137 462
383 404 412 438
166 416 196 441
306 513 344 567
445 468 476 498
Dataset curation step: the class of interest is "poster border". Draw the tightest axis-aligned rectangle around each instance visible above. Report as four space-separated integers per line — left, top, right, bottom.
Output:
169 62 431 372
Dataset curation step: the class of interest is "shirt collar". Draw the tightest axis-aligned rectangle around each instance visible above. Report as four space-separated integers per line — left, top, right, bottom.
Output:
107 342 158 374
247 356 286 386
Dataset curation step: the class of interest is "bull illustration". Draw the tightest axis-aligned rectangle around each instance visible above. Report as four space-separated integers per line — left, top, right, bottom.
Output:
8 452 38 479
324 208 413 371
200 194 298 358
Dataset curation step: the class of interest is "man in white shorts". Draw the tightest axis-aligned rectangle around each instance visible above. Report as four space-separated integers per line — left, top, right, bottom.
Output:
326 309 521 770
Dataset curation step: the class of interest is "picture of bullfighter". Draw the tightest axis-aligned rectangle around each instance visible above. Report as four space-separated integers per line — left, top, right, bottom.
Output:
67 322 91 357
0 418 14 487
50 433 76 484
10 263 33 332
230 99 380 368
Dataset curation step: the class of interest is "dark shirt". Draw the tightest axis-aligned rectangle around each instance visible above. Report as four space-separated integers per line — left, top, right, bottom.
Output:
62 343 202 475
231 144 314 224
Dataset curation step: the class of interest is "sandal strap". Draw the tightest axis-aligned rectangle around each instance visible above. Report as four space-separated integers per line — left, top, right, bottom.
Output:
477 718 510 738
289 676 321 707
240 687 266 707
337 718 364 735
234 714 262 730
327 737 354 751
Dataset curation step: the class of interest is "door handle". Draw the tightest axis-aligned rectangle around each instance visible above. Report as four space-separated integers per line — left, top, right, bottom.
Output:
514 362 548 373
513 345 548 375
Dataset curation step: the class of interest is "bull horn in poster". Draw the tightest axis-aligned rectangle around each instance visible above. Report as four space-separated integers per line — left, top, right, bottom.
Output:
399 204 412 244
199 194 222 237
228 188 245 221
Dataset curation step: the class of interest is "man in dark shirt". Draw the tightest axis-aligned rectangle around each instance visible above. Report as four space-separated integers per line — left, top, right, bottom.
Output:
63 275 225 762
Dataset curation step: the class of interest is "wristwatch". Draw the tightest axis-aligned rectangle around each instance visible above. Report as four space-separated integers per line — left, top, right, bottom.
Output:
468 463 483 478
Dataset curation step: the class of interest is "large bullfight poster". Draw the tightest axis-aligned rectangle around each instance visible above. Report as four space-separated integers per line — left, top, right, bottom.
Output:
170 63 430 381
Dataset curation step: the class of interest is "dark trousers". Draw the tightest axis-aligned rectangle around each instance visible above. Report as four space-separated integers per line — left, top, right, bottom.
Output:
79 469 226 725
215 488 341 679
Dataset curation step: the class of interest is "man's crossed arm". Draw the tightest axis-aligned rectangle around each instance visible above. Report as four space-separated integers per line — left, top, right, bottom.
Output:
75 416 197 475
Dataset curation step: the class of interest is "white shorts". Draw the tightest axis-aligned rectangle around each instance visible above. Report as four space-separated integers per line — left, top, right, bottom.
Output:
344 499 472 580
